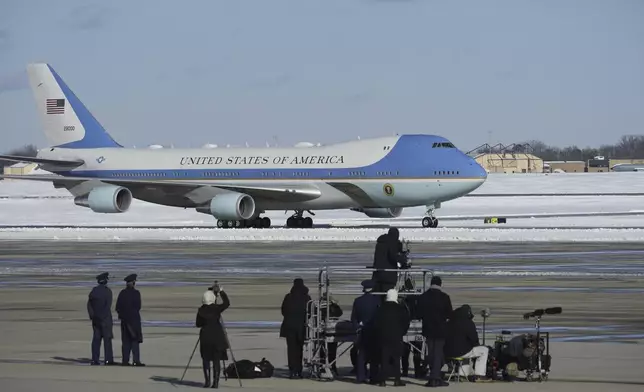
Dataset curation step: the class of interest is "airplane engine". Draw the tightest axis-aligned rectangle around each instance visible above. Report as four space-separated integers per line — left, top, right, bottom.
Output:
74 185 132 213
196 192 256 221
352 207 404 218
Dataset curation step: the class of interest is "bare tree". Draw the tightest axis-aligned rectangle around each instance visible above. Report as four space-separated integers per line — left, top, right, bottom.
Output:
1 144 38 167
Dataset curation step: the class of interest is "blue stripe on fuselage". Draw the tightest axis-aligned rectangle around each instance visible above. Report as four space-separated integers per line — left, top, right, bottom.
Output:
56 135 487 180
47 65 122 149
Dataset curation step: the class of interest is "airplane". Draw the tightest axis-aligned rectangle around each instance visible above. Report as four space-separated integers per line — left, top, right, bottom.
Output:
0 63 488 229
611 163 644 172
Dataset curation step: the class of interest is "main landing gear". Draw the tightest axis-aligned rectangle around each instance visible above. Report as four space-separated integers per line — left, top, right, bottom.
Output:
216 216 271 229
286 210 314 228
421 206 439 228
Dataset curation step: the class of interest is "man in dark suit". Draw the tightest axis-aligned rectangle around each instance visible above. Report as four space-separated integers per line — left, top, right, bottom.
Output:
350 279 381 384
115 273 145 366
417 276 452 387
87 272 116 365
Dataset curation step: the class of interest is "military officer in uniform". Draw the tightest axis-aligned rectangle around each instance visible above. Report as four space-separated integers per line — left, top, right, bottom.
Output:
115 273 145 366
87 272 116 365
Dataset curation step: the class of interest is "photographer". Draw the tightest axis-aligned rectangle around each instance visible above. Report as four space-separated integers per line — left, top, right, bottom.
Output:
196 282 230 388
444 304 489 381
371 228 408 293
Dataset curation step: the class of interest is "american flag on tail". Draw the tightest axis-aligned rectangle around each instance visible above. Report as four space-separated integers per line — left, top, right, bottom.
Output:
46 98 65 114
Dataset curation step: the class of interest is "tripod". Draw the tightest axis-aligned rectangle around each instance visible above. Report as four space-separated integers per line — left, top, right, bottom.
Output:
220 312 242 387
522 306 560 382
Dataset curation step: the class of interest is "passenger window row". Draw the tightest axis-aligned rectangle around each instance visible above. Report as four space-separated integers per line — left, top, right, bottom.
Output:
434 171 459 175
110 170 411 178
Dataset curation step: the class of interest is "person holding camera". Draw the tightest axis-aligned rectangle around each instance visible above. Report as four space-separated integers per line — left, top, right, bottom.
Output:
371 228 405 293
196 282 230 388
444 304 490 381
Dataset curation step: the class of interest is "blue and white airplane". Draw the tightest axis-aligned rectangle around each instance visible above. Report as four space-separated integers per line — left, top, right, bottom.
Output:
0 63 488 229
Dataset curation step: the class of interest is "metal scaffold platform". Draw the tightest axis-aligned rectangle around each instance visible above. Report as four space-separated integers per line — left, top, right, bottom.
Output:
303 265 434 380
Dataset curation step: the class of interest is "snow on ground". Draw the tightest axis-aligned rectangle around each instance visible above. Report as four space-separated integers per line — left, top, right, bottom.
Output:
3 227 644 242
2 172 644 241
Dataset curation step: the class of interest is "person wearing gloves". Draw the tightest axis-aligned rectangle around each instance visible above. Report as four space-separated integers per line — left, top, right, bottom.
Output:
196 282 230 388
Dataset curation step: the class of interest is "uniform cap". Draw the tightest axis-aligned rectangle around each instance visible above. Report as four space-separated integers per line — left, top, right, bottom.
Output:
124 273 137 283
360 279 374 289
96 272 109 282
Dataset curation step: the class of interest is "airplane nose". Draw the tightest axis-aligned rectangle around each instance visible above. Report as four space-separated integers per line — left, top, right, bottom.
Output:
473 159 488 180
464 155 487 180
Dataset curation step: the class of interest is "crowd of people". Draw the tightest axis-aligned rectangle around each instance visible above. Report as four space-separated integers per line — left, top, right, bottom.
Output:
85 227 497 388
279 227 493 387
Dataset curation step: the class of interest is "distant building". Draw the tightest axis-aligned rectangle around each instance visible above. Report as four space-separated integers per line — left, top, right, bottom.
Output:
587 156 610 173
544 161 585 173
474 152 543 174
3 162 38 176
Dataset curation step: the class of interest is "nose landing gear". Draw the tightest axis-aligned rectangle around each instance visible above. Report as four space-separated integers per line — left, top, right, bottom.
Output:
421 205 439 228
422 216 439 228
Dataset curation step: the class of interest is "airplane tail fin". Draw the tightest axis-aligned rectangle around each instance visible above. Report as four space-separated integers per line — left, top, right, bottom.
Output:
26 63 122 149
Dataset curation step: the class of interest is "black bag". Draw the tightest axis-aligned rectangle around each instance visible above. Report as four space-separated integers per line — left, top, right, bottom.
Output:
224 358 274 379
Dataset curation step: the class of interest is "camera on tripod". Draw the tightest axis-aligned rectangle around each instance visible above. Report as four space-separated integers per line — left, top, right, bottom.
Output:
521 306 561 382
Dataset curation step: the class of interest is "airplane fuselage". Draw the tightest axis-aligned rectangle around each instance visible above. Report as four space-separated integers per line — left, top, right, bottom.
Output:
38 134 487 212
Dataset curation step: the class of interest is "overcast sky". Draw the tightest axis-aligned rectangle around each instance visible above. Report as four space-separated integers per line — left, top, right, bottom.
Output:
1 0 643 152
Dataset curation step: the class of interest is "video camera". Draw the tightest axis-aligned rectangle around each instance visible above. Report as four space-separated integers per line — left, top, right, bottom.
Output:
522 307 562 320
397 238 412 269
208 280 221 294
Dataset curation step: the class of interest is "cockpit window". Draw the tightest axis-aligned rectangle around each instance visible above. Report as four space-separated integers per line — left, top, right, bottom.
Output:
432 142 456 148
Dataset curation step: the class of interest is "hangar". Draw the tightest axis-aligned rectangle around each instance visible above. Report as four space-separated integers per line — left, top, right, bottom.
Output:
3 162 38 176
468 143 544 174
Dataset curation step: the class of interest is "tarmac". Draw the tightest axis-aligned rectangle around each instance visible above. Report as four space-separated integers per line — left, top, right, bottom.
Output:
0 240 643 391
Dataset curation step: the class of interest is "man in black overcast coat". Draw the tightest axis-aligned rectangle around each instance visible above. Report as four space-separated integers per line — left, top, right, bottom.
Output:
280 278 311 379
417 276 452 387
115 273 145 366
87 272 116 365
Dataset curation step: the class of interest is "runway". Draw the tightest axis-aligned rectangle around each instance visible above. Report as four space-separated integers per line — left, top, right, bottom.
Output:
4 223 644 230
1 240 643 391
0 241 642 343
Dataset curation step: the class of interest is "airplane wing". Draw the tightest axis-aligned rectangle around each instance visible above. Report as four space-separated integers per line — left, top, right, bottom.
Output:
0 174 321 203
0 154 85 168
